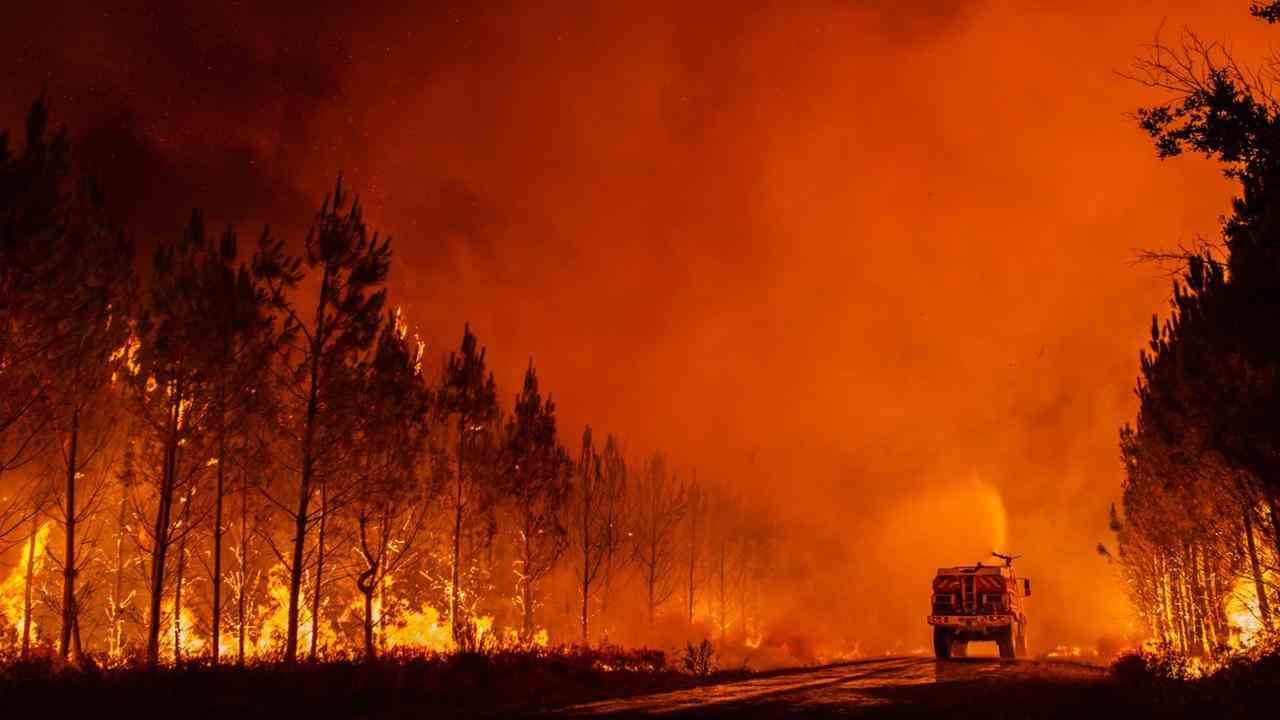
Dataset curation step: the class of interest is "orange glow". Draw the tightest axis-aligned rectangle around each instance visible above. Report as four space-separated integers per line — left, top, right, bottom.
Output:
6 1 1278 662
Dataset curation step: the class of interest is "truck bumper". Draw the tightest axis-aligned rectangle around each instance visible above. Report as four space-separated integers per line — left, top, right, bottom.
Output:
928 614 1013 628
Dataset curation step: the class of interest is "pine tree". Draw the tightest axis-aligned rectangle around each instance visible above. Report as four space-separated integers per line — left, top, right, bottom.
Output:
502 361 570 641
439 324 497 642
572 426 607 643
255 176 390 663
353 311 432 659
632 452 687 628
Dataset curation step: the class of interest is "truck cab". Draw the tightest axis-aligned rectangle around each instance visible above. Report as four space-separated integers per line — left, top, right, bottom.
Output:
927 558 1030 659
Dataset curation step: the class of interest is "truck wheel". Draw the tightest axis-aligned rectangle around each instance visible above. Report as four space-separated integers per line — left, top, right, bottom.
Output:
933 627 953 659
1015 620 1028 658
951 640 968 658
997 626 1015 660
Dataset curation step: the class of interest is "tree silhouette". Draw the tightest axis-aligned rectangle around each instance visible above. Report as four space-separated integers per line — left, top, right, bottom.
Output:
571 426 609 642
501 361 570 641
128 211 232 664
631 452 686 626
353 311 433 659
439 324 498 642
255 176 390 663
1114 3 1280 654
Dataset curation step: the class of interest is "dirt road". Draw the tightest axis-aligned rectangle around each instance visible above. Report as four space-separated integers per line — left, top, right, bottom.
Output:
552 657 1113 718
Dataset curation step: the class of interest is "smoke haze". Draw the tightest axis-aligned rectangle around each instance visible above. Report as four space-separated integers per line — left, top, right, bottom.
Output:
5 0 1271 654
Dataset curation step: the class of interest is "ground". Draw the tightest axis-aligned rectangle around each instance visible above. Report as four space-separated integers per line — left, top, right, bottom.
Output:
549 657 1155 718
4 651 1260 718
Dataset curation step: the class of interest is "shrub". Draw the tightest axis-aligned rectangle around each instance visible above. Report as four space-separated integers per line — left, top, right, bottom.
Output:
681 639 716 678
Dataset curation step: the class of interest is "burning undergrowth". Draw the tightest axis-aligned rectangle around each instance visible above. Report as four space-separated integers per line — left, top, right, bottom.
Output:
1105 635 1280 715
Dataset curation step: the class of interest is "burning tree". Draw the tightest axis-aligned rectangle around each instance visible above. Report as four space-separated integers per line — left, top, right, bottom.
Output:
631 452 687 626
501 361 570 642
0 96 65 489
684 474 708 626
1111 3 1280 656
569 426 627 643
439 325 498 642
352 312 433 659
255 177 391 663
0 97 794 663
127 211 241 665
0 95 127 554
596 434 630 638
25 132 133 662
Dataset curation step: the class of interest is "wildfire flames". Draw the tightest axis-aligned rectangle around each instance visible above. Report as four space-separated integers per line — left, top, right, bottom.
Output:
1226 579 1265 649
0 524 48 645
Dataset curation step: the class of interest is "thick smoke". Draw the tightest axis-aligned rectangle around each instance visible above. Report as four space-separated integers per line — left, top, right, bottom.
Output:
3 1 1274 656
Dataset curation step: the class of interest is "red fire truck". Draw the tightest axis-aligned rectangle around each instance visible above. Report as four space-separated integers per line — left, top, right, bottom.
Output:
927 553 1031 659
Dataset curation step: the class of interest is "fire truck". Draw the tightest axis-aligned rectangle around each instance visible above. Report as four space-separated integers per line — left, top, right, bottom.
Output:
927 553 1030 659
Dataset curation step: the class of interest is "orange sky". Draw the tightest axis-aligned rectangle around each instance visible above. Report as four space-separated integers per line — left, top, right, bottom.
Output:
6 0 1274 651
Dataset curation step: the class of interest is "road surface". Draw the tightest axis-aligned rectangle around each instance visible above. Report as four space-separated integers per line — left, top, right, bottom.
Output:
551 656 1109 718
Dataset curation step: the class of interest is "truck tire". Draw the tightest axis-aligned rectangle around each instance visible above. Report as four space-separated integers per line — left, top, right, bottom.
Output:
951 639 968 658
1015 619 1028 658
997 626 1015 659
933 627 953 659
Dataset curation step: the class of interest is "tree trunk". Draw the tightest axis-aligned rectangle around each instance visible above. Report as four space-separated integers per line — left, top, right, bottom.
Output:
287 270 329 664
600 551 611 641
687 509 696 625
1152 555 1168 645
309 477 328 658
718 540 727 646
59 405 79 660
363 587 375 661
110 479 128 657
173 485 193 663
379 574 388 654
21 514 38 658
647 554 656 627
1268 492 1280 580
211 422 226 664
1244 499 1274 630
580 478 590 644
146 387 181 665
1202 547 1223 652
237 471 248 665
1173 555 1189 654
580 533 590 644
1186 544 1207 656
521 526 534 642
286 408 315 663
451 420 465 641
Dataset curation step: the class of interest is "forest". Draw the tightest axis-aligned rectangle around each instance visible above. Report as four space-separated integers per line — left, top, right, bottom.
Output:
0 94 779 670
1107 1 1280 666
11 3 1280 717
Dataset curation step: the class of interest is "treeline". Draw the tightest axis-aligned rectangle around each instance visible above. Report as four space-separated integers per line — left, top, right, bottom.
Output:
0 96 775 666
1108 3 1280 658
